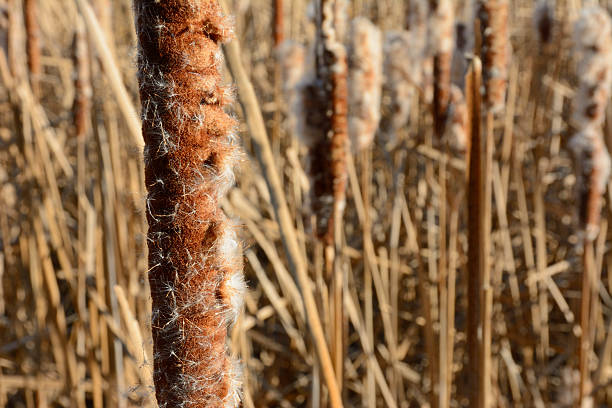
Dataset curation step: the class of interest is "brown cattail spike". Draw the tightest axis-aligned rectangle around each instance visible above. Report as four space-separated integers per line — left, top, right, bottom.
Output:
478 0 510 113
24 0 41 95
134 1 245 407
311 0 348 244
430 0 454 137
348 17 383 152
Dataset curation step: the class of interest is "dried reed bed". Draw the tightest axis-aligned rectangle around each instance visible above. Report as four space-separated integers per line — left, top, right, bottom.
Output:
1 1 612 407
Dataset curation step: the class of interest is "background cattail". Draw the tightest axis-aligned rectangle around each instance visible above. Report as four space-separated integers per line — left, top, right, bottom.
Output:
278 41 307 143
381 30 419 144
348 17 382 152
430 0 454 137
134 1 244 406
533 0 554 45
310 0 348 244
446 84 468 152
478 0 510 113
570 7 612 406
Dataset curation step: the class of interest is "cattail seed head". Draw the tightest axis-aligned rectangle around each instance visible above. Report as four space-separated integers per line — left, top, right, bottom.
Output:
446 84 468 153
430 0 455 136
309 0 349 244
348 17 383 152
569 126 611 241
381 30 418 144
135 0 244 406
571 6 612 241
572 6 612 128
278 41 307 143
533 0 554 44
478 0 510 113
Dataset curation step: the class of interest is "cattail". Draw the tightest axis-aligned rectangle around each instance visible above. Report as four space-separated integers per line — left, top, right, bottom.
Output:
571 7 612 131
278 41 308 144
73 19 91 140
446 84 468 153
134 1 245 407
451 22 472 89
310 0 348 244
571 6 612 240
478 0 510 113
533 0 553 44
347 17 382 152
430 0 454 137
24 0 41 95
571 7 612 405
381 31 418 143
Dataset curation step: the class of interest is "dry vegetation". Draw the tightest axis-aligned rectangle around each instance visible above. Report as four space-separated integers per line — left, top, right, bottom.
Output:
1 0 612 407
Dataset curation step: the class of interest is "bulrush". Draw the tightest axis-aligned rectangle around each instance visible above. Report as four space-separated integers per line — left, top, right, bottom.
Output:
478 0 510 113
533 0 553 44
348 17 383 152
571 7 612 405
278 41 306 142
446 84 468 153
134 1 245 407
429 0 454 137
310 0 348 244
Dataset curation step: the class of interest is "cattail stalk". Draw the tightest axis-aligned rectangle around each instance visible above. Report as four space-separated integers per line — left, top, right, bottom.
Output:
348 18 382 152
134 1 245 407
571 7 612 406
465 56 483 408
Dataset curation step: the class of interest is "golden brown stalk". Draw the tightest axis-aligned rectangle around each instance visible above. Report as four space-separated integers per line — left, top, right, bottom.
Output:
465 56 483 408
134 1 245 406
348 17 382 152
24 0 41 95
430 0 454 138
477 0 510 113
571 8 612 405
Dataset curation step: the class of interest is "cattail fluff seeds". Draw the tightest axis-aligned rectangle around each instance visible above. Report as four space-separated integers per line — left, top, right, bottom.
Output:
382 31 417 144
134 1 244 407
571 7 612 240
348 18 383 151
478 0 510 113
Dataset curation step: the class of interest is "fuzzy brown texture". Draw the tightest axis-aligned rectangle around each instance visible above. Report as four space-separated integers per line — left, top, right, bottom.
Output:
430 0 454 138
73 20 91 140
310 0 348 245
135 1 244 407
478 0 510 113
24 0 41 94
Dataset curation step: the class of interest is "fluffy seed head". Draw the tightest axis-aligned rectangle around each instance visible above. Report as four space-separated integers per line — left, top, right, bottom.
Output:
348 17 383 151
478 0 510 112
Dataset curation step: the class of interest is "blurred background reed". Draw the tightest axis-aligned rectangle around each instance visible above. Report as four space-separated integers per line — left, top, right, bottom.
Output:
0 0 612 407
